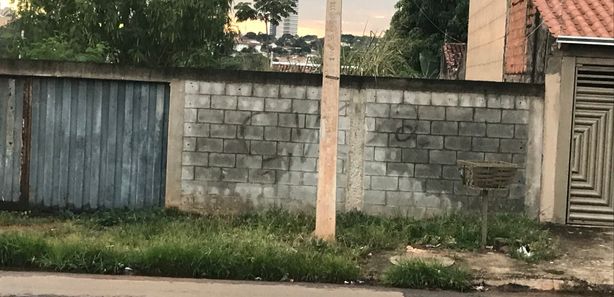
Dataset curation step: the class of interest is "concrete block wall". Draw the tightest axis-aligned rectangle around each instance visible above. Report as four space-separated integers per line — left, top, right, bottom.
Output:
180 81 349 213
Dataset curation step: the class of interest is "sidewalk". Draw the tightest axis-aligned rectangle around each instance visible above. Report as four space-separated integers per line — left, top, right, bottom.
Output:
0 271 590 297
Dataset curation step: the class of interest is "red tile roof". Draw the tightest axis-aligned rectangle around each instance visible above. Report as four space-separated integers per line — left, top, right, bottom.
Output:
533 0 614 38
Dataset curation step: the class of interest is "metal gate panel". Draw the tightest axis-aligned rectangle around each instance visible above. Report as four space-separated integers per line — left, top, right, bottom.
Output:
568 62 614 226
0 77 24 204
28 78 169 210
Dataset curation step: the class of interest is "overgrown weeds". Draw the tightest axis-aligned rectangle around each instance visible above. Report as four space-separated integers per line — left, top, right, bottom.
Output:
0 209 558 288
382 260 472 291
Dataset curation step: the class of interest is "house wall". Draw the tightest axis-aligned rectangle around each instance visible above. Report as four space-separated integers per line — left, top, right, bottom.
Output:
465 0 508 81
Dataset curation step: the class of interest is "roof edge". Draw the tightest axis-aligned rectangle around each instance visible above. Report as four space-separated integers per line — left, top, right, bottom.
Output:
556 36 614 47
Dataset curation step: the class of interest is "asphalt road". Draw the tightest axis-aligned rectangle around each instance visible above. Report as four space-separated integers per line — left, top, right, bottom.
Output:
0 271 592 297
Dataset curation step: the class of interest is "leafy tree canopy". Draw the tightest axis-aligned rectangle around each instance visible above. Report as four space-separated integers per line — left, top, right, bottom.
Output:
389 0 468 76
235 0 297 35
4 0 234 67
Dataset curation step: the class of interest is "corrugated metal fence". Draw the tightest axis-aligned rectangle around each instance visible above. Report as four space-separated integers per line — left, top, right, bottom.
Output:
0 78 24 204
0 76 169 210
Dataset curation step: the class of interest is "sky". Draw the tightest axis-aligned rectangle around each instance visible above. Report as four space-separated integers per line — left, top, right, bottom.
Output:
234 0 398 36
1 0 399 37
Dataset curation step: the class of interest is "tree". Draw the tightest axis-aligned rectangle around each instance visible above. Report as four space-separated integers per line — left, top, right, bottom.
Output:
9 0 234 67
389 0 469 77
234 0 297 36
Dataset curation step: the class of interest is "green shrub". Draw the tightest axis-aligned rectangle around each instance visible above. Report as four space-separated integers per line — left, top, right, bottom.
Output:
0 232 48 267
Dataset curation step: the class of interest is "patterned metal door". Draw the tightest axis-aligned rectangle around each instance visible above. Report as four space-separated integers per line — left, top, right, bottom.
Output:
568 60 614 226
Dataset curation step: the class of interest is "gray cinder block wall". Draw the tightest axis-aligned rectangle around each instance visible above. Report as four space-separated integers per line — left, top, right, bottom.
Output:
175 76 544 217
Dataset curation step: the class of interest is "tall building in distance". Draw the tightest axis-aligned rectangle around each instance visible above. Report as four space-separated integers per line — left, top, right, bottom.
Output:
270 0 299 38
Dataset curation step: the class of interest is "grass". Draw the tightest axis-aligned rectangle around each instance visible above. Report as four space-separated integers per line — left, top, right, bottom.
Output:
0 209 558 289
382 260 473 291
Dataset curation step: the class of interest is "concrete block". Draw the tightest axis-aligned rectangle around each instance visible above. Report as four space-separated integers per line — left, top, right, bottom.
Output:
289 185 317 201
366 132 389 147
459 93 486 107
211 95 238 110
236 154 263 169
389 133 417 148
515 96 530 110
292 128 319 143
487 123 515 138
293 100 320 114
277 171 302 185
303 143 319 157
500 139 527 153
514 125 528 139
238 126 264 140
459 122 486 136
415 164 442 178
386 191 414 207
185 95 210 109
265 99 292 112
279 113 305 128
289 157 317 172
446 107 474 121
199 82 225 95
197 138 223 152
306 86 322 100
235 183 264 198
365 161 387 176
263 185 290 199
365 118 376 131
302 172 318 186
426 179 454 193
226 83 252 96
501 110 529 124
375 118 401 132
416 135 444 149
183 137 196 152
387 163 414 177
444 136 472 151
375 147 402 162
249 169 276 184
376 89 404 104
485 153 513 162
363 89 377 103
402 149 429 163
364 190 386 205
251 113 278 126
487 95 515 109
185 81 199 94
339 88 353 102
194 167 222 181
223 139 250 154
209 153 236 167
184 123 209 137
197 109 224 123
280 85 307 99
364 147 374 161
442 165 461 180
264 127 291 141
431 121 458 135
182 166 194 180
418 106 445 120
254 84 280 98
224 111 251 125
277 142 304 156
399 178 425 192
263 156 289 170
431 92 459 106
183 152 208 166
402 120 431 134
457 151 485 161
209 124 236 139
474 108 501 122
251 141 277 155
221 168 248 182
404 91 431 105
454 181 480 196
238 97 265 111
472 138 500 152
513 153 526 165
366 103 390 117
184 108 198 122
339 116 350 131
371 176 399 191
305 115 320 129
429 150 457 165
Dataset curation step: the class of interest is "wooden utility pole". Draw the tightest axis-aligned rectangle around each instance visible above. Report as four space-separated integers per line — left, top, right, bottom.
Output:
315 0 342 241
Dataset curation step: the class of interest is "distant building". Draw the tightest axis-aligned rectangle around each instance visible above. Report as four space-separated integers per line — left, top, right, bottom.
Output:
0 16 9 27
270 0 299 38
